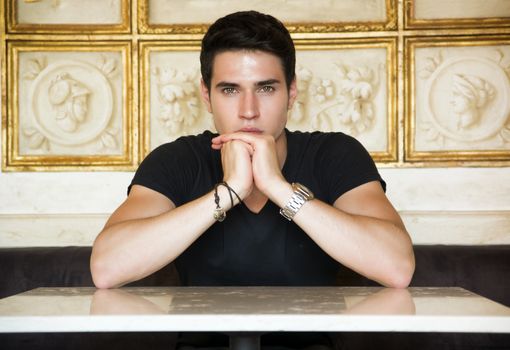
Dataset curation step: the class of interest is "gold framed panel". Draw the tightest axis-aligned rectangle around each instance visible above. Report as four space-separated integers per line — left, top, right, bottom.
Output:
404 36 510 164
139 38 397 163
3 41 136 171
138 0 397 34
139 40 203 159
292 38 398 163
404 0 510 30
6 0 131 34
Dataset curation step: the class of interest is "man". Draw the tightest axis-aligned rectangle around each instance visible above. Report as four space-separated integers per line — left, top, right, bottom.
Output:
91 10 414 346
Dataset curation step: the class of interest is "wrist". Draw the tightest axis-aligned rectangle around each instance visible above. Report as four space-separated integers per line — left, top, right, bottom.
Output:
264 179 293 207
279 183 315 221
223 179 251 201
212 181 248 222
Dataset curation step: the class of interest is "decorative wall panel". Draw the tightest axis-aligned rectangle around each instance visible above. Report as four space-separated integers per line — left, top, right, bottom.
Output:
140 42 212 155
139 0 396 34
2 0 510 171
405 0 510 29
1 0 510 247
7 0 131 33
289 39 397 162
5 42 135 170
140 39 397 162
405 36 510 162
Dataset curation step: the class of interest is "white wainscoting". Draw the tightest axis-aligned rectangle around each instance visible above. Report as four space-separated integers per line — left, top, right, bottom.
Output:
0 168 509 247
0 211 509 247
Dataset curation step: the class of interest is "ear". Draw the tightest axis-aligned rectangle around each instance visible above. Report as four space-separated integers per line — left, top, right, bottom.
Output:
200 78 213 113
287 78 298 110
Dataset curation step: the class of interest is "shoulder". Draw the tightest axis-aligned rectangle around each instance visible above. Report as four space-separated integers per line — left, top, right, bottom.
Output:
287 129 366 155
131 130 218 204
151 130 216 154
145 130 216 162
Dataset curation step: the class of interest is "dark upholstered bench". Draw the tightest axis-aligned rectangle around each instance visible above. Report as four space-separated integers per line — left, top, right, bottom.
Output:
1 245 509 349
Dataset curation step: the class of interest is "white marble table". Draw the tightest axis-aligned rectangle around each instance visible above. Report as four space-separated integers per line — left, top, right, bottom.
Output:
1 287 509 349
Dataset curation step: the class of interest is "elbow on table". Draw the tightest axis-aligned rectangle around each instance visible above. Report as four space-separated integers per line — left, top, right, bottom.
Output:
90 254 122 289
385 254 416 289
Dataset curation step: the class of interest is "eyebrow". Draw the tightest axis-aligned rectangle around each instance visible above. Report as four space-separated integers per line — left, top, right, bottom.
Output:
214 79 281 89
255 79 281 87
215 81 240 89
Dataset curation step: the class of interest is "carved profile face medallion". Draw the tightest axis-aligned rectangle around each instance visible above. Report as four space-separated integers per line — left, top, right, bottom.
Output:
425 57 510 142
29 60 113 145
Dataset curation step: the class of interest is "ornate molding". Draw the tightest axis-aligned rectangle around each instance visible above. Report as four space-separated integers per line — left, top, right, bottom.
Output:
138 0 396 34
4 41 136 171
7 0 131 34
405 36 510 163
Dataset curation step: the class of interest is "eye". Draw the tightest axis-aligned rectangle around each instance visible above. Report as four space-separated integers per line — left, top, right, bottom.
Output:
258 85 275 93
222 87 238 95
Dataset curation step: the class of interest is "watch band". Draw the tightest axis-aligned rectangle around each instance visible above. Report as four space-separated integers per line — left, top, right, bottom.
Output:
279 183 314 221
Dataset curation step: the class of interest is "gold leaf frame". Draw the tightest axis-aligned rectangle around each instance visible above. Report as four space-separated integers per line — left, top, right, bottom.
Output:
139 40 202 160
138 0 397 34
139 38 397 163
2 41 136 171
404 35 510 165
6 0 131 34
404 0 510 30
295 37 398 163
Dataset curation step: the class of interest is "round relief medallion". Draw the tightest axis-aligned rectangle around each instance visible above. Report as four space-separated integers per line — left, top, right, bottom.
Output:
425 57 510 142
29 60 113 145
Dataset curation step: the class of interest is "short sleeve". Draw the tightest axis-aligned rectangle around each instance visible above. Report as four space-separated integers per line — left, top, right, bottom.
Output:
128 138 199 206
315 133 385 204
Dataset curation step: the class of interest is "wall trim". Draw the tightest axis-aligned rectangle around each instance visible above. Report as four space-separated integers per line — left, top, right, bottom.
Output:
401 211 510 245
0 211 509 247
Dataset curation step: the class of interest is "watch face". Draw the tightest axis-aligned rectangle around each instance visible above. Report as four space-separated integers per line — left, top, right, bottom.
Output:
292 183 314 200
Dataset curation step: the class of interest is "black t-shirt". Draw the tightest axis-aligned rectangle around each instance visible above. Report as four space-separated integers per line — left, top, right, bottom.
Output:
130 129 385 286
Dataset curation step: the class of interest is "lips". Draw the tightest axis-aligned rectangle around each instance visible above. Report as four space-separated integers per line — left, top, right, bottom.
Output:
238 127 263 133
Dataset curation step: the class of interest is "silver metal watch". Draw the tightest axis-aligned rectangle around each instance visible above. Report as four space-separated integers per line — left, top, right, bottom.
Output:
279 183 314 221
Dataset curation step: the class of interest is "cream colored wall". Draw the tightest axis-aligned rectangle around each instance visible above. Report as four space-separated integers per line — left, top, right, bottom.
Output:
1 0 509 247
0 168 509 247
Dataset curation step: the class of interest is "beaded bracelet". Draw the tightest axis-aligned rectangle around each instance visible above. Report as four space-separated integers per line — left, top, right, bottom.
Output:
213 181 243 222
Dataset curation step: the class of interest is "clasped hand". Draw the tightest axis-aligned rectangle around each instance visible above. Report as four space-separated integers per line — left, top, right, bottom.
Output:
211 132 286 200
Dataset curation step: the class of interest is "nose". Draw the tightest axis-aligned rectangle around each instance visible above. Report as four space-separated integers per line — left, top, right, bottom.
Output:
239 91 259 119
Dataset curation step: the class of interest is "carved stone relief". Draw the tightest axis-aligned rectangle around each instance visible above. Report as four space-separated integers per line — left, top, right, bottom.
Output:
148 50 214 150
288 48 389 152
146 46 391 153
147 0 387 25
414 45 510 151
18 51 124 156
16 0 123 25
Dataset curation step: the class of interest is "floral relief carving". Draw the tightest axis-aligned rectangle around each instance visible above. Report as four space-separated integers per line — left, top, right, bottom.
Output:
289 63 381 136
152 67 202 136
417 49 510 147
288 66 312 124
21 55 120 154
144 47 389 154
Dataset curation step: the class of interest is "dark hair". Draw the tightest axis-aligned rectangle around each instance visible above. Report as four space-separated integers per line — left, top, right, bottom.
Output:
200 11 295 91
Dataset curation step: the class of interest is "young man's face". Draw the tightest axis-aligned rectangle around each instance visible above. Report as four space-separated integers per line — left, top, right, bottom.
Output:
201 50 297 141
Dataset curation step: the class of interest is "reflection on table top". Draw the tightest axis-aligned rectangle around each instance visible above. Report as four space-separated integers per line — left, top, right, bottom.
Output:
0 286 509 333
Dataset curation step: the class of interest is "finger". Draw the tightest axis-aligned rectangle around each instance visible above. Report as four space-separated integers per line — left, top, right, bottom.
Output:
215 132 264 148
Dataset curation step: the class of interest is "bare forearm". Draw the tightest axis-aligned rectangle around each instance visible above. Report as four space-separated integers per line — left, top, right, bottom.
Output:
298 201 414 287
91 187 234 288
269 183 415 288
